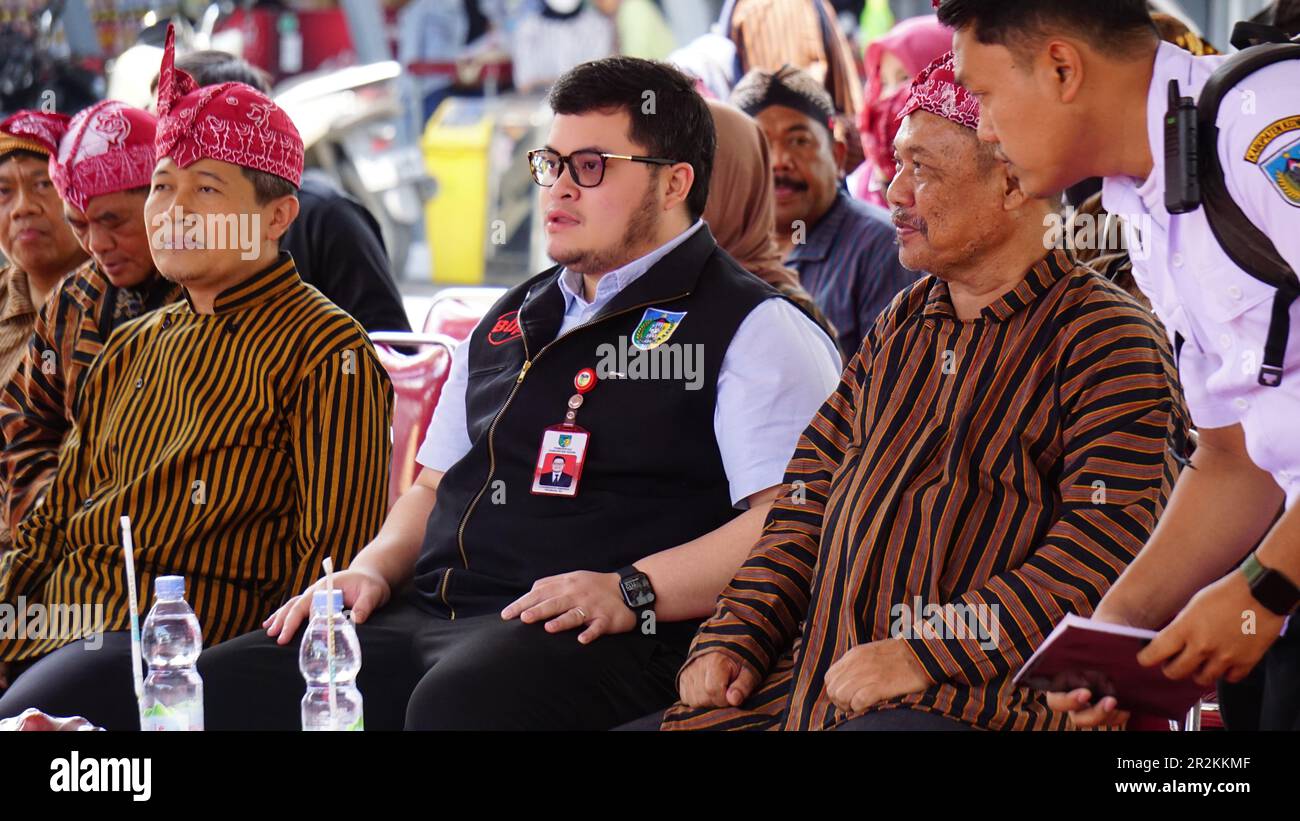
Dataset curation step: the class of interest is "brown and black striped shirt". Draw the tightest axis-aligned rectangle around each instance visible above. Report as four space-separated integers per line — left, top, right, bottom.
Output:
0 260 183 542
663 250 1188 731
0 252 392 662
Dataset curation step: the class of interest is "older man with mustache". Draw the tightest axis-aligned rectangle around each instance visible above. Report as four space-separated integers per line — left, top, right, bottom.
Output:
0 111 89 557
0 112 88 391
730 65 916 359
662 54 1189 732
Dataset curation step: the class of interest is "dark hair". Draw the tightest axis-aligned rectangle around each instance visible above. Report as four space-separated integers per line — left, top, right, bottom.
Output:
936 0 1158 58
547 57 715 221
730 66 837 132
150 50 275 95
240 167 298 205
0 148 50 166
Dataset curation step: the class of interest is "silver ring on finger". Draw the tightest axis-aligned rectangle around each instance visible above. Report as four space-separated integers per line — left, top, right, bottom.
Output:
574 607 588 623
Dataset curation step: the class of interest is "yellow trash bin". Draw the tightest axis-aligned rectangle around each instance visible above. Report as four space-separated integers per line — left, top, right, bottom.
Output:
421 98 496 284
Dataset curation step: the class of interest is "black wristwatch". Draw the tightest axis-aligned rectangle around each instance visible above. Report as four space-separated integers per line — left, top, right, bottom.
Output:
617 565 656 626
1241 552 1300 617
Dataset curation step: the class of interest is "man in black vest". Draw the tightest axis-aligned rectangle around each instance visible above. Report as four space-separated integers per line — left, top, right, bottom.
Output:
198 57 842 730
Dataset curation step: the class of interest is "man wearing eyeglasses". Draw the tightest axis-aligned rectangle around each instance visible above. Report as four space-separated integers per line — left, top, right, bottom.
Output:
198 56 842 731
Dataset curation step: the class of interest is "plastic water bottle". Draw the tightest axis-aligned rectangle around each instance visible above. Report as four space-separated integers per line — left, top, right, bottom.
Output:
300 590 364 731
140 575 204 731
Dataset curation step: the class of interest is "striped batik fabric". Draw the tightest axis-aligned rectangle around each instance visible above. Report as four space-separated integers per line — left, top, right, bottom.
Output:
663 249 1189 731
0 252 392 662
730 0 865 116
1 260 183 542
0 264 38 395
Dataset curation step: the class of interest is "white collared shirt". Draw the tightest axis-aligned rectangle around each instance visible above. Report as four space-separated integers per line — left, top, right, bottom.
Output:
1102 41 1300 509
417 220 843 506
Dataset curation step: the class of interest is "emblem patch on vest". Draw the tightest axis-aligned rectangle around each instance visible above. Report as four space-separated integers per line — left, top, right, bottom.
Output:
1244 116 1300 207
488 310 523 345
631 308 686 350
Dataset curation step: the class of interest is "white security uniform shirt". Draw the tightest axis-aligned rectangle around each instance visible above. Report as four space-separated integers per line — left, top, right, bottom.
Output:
1103 41 1300 509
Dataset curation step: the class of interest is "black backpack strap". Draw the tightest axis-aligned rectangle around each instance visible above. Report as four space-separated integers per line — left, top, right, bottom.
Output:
1168 330 1196 468
1263 287 1299 386
1196 40 1300 387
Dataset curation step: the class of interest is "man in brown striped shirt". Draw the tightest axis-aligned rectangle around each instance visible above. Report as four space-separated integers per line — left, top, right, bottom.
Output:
662 54 1188 731
1 101 183 550
0 35 393 728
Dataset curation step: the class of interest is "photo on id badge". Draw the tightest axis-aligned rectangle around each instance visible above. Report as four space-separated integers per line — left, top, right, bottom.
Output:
531 427 589 497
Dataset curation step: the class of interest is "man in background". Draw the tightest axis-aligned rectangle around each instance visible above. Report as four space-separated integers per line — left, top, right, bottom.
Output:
732 66 916 357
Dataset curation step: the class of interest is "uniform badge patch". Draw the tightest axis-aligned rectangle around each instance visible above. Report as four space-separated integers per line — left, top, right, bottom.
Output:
631 308 686 350
1245 116 1300 207
487 310 523 345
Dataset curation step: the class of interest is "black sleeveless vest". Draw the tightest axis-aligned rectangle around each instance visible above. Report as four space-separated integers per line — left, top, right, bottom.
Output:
412 225 785 618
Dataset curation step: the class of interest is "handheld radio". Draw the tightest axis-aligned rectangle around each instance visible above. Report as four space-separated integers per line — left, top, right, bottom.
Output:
1164 79 1201 214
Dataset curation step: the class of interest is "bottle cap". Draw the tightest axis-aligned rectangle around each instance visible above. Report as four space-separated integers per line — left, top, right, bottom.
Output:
155 575 185 600
311 589 344 616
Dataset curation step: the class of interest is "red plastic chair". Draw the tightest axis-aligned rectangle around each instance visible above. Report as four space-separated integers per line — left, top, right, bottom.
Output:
1183 693 1224 731
1122 691 1222 731
421 287 506 341
370 332 459 509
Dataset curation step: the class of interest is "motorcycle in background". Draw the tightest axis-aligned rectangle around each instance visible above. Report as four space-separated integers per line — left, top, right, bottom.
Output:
104 2 433 279
274 61 434 280
0 0 102 116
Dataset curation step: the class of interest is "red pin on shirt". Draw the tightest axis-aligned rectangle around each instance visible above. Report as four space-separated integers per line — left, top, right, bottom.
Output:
574 368 597 394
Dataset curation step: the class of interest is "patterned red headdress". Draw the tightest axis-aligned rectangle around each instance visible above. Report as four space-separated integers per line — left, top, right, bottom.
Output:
154 24 304 187
50 100 157 212
0 110 71 158
897 52 981 131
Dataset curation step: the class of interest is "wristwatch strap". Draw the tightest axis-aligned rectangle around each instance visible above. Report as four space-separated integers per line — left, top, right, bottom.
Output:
1241 551 1300 617
617 565 655 623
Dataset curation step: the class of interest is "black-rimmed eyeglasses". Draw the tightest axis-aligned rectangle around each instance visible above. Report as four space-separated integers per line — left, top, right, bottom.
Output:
527 149 677 188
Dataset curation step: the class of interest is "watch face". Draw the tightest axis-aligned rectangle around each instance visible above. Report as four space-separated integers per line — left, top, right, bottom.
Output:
621 574 655 608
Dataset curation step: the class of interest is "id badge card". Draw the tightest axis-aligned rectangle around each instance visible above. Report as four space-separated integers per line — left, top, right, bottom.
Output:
531 424 589 497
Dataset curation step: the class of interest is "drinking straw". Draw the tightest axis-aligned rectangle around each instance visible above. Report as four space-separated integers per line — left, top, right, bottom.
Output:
323 557 338 731
120 517 145 717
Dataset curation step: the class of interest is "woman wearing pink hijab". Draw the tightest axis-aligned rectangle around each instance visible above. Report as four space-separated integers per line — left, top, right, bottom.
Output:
853 15 952 208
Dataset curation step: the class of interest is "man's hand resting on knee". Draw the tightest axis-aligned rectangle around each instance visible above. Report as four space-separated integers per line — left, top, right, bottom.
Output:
263 567 392 645
677 652 759 708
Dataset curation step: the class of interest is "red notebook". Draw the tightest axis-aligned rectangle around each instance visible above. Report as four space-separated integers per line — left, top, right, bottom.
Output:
1013 614 1207 720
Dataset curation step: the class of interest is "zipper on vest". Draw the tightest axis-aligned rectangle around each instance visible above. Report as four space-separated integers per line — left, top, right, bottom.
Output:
439 568 455 620
452 291 691 573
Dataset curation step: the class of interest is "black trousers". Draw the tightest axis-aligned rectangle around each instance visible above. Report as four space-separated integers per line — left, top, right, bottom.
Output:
1217 626 1300 731
0 632 141 731
833 709 973 731
197 593 696 731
